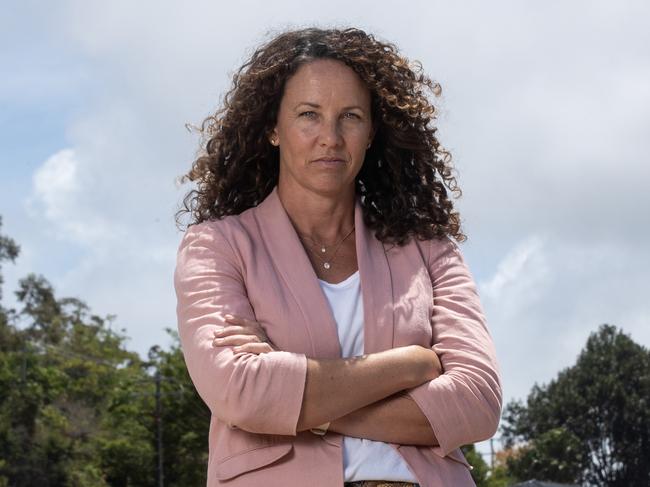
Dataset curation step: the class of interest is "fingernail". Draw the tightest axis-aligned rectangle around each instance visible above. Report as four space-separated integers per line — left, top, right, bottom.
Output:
224 314 234 320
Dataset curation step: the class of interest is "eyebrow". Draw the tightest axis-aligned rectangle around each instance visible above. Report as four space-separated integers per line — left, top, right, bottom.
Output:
294 102 366 111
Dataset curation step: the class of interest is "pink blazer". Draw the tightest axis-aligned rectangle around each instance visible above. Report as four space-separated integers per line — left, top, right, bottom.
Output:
174 186 502 487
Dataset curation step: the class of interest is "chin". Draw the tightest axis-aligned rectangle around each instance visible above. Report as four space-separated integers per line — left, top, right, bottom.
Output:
308 180 356 199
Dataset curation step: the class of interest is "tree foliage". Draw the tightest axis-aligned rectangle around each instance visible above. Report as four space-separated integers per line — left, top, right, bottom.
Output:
149 341 210 486
0 216 19 302
502 324 650 486
0 220 209 486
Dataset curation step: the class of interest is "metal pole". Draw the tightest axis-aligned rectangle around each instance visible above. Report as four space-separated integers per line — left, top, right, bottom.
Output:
155 371 164 487
490 437 494 470
21 344 27 382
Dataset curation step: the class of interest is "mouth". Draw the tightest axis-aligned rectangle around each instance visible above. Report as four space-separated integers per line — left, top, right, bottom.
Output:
312 157 347 164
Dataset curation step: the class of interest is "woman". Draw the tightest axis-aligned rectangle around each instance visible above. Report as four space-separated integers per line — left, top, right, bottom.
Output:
174 27 501 487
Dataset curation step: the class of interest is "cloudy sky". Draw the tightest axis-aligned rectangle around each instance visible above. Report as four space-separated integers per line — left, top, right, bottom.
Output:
2 0 649 455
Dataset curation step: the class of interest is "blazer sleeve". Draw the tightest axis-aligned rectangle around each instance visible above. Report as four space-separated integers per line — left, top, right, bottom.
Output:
406 236 502 456
174 221 308 436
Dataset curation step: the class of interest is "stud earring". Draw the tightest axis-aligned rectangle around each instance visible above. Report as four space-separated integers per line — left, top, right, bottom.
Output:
270 137 279 146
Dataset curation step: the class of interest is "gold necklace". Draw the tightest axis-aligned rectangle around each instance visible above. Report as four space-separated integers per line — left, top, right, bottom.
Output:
298 226 355 270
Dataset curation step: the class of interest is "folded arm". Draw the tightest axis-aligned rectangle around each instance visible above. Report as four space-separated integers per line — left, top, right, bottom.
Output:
174 222 308 435
328 239 502 451
405 237 503 455
175 222 440 436
296 346 439 432
204 235 501 451
215 317 442 441
329 392 438 446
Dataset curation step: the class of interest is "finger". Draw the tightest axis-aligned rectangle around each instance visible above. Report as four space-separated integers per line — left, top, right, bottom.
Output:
212 334 261 348
232 343 275 355
220 318 269 342
224 315 263 330
214 327 268 345
223 314 253 325
213 325 250 337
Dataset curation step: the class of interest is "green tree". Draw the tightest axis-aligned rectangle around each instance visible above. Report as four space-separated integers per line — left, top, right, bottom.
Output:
0 217 22 487
0 272 157 486
462 444 489 486
504 427 584 483
0 216 19 303
502 324 650 486
149 335 210 487
0 217 20 363
0 216 158 485
486 454 517 487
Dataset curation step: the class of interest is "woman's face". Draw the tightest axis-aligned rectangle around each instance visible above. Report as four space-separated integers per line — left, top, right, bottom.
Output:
270 58 374 199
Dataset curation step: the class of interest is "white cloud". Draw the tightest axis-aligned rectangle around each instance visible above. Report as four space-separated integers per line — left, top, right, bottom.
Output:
24 144 179 355
481 237 650 406
32 149 78 216
480 236 548 312
28 148 122 247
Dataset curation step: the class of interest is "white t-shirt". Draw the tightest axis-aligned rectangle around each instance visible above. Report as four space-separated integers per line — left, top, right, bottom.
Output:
317 271 418 483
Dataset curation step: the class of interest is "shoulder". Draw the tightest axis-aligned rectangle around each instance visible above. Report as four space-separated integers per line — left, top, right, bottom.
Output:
406 234 462 268
174 209 262 280
429 235 463 262
178 207 259 252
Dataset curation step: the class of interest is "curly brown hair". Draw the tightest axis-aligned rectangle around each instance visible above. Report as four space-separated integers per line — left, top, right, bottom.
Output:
176 26 465 245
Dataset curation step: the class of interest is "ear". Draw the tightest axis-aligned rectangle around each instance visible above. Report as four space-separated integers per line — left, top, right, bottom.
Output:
269 127 279 146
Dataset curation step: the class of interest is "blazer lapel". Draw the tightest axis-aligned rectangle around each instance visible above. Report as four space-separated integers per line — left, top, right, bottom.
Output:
255 187 341 358
354 200 396 354
254 187 396 357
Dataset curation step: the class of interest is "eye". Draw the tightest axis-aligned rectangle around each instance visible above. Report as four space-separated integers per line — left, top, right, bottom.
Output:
299 111 317 118
343 112 361 120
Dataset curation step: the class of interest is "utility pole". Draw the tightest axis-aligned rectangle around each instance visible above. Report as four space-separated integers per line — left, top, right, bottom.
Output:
155 371 164 487
490 437 495 470
21 344 27 382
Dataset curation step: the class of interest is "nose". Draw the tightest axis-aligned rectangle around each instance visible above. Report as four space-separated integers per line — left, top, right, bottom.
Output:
318 118 343 147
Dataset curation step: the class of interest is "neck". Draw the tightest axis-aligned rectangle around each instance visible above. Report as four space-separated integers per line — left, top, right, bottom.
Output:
277 183 356 244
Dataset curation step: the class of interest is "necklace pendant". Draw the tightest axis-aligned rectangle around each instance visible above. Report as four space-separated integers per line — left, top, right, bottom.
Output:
321 247 326 253
323 262 331 270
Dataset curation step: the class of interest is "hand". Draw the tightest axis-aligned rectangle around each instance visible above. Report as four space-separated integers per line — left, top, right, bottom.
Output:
212 314 278 354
